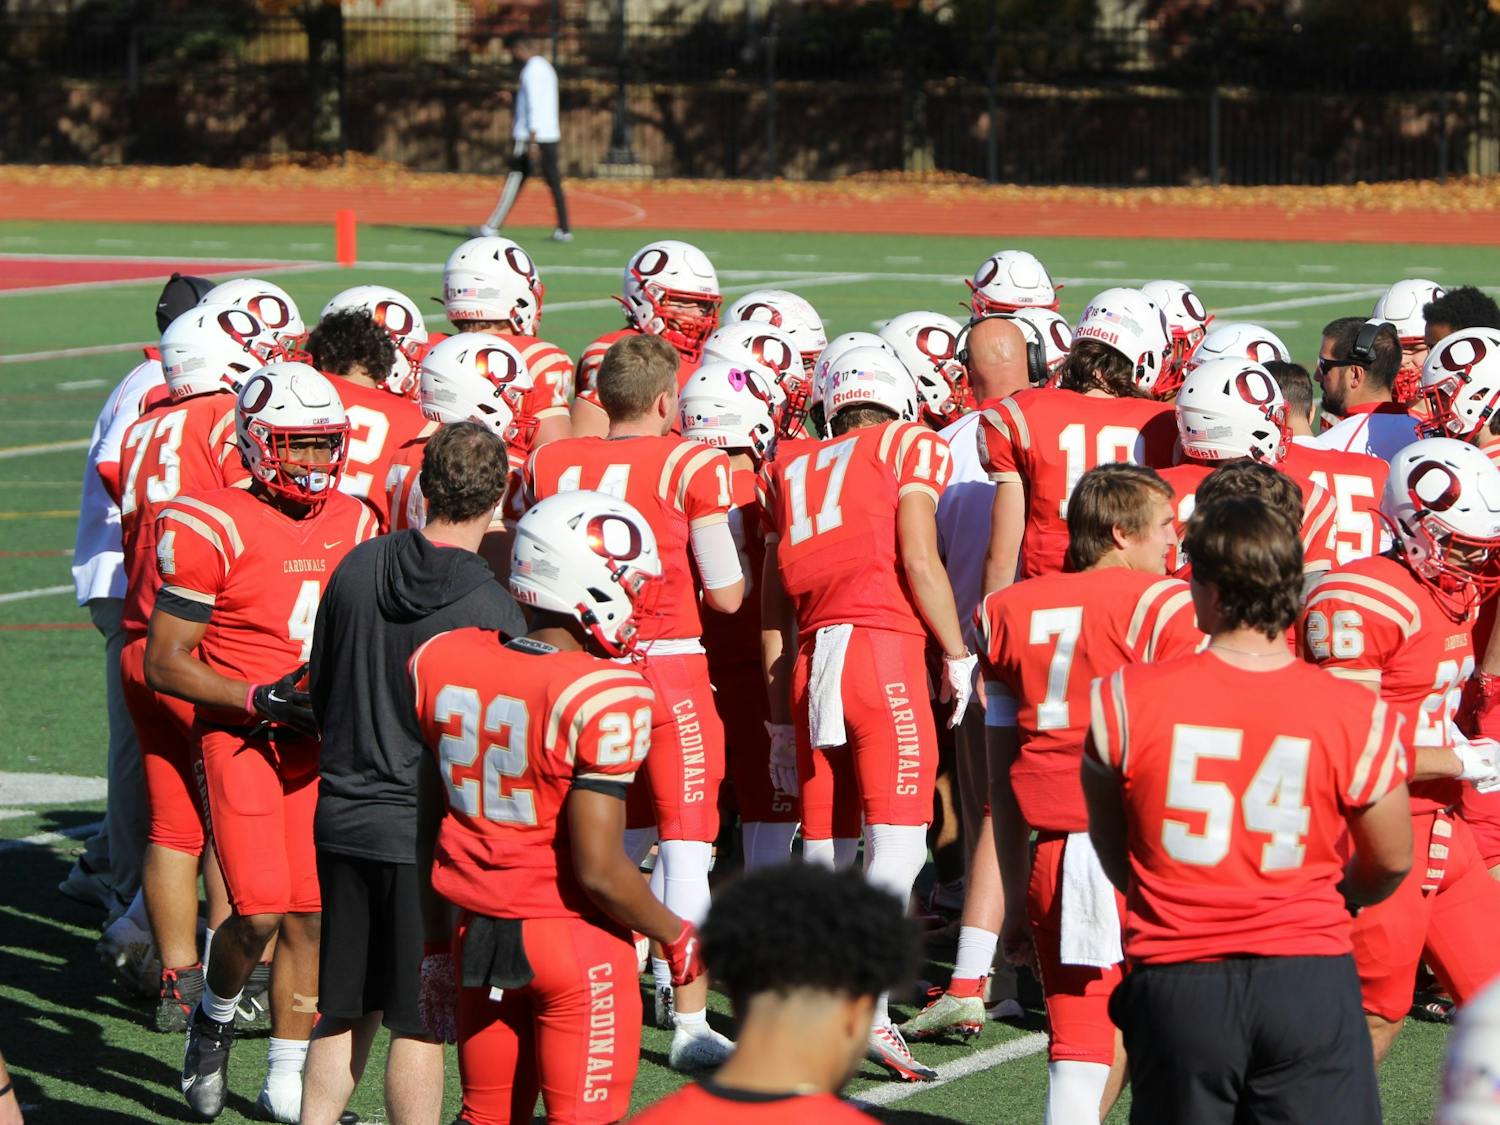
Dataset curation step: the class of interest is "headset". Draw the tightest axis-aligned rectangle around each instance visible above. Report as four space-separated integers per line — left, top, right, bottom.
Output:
1350 319 1397 369
957 313 1048 386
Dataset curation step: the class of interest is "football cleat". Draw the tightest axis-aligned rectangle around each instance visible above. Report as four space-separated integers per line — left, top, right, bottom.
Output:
181 1005 235 1120
98 912 162 999
58 859 118 913
868 1021 938 1081
898 988 986 1042
156 965 206 1034
256 1070 303 1123
987 996 1026 1022
667 1023 735 1072
652 982 676 1030
236 961 272 1036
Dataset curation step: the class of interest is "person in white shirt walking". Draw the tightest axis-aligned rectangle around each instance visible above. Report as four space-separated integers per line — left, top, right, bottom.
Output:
477 32 570 242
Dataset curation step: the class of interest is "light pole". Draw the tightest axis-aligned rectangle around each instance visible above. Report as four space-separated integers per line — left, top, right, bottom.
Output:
604 0 638 165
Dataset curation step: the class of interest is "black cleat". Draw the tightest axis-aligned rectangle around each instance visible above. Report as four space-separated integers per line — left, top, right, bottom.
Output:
156 964 205 1033
181 1004 235 1119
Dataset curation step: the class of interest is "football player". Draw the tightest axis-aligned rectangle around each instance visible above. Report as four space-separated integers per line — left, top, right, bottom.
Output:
939 464 1198 1122
1085 494 1412 1124
1372 278 1446 404
966 250 1060 317
1140 279 1212 401
319 285 430 400
808 331 897 438
306 310 436 529
410 490 703 1125
146 364 377 1121
724 288 828 379
879 311 970 426
1163 356 1338 579
1300 437 1500 1062
978 287 1177 592
116 304 280 1033
700 321 810 438
441 235 574 447
1423 285 1500 349
522 333 743 1071
1310 317 1417 458
678 361 797 869
759 345 972 1081
199 278 308 356
1269 360 1389 566
571 240 721 438
1182 320 1292 372
630 866 918 1124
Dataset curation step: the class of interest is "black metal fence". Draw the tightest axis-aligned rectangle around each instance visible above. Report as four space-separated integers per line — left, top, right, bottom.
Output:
3 3 1498 186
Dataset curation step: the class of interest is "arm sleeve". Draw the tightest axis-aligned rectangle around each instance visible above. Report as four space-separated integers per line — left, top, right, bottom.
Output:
1340 695 1407 810
153 503 229 609
1298 479 1339 574
1086 669 1130 774
689 519 743 591
563 673 657 787
894 425 952 506
976 402 1023 484
1299 579 1408 685
677 447 732 530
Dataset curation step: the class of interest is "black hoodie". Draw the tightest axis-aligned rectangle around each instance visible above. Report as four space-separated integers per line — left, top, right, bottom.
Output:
310 530 526 863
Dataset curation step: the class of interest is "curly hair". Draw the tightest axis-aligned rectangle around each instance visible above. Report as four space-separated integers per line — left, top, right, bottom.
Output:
421 421 508 524
1424 286 1500 334
700 865 921 1008
1056 338 1144 398
1184 495 1303 639
307 309 397 382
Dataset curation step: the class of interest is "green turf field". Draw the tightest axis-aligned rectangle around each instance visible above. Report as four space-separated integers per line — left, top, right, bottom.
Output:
1 218 1487 1123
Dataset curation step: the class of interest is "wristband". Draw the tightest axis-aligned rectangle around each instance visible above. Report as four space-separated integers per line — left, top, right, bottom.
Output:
244 683 260 715
0 1080 13 1098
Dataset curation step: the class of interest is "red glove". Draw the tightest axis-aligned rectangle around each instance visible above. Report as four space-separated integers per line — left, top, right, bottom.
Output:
1459 672 1500 742
663 921 703 987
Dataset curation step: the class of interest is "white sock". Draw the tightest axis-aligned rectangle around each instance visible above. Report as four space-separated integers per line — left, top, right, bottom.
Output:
953 925 1000 982
266 1037 308 1078
123 889 150 929
651 957 672 994
658 839 713 926
1047 1060 1110 1125
863 823 929 909
803 837 835 867
743 821 799 870
832 837 860 869
202 927 215 972
872 991 892 1033
623 827 659 867
200 980 241 1025
674 1006 708 1034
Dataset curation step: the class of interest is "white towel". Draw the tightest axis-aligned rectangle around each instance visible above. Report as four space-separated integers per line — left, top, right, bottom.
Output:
1059 832 1123 968
808 623 854 749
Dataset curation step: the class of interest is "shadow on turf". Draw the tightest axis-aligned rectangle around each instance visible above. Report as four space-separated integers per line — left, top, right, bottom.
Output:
2 818 249 1124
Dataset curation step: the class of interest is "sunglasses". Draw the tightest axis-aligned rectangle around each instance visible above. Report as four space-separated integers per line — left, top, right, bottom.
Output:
1316 355 1359 378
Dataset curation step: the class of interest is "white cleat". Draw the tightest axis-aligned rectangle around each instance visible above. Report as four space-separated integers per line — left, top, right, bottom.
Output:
97 912 161 998
868 1021 937 1082
668 1024 734 1072
256 1070 303 1123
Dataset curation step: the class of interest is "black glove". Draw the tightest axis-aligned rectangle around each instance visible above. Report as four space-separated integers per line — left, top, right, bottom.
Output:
250 664 318 737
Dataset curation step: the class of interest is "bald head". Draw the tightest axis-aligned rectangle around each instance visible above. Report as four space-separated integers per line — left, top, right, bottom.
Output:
965 316 1032 403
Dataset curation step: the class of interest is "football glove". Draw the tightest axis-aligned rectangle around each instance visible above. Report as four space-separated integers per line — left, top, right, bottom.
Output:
1455 735 1500 793
417 949 458 1044
939 652 979 730
249 664 317 737
663 920 703 986
766 722 799 797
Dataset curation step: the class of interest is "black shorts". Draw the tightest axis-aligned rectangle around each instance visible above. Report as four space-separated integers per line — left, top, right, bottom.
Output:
316 852 428 1036
1110 954 1379 1125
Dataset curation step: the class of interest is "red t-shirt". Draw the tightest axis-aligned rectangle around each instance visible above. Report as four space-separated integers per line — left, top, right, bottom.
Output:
630 1082 877 1124
119 392 247 637
1300 553 1474 812
977 388 1176 578
328 377 437 528
1088 651 1405 964
979 567 1201 833
523 434 733 642
154 486 377 721
760 420 950 637
410 629 654 920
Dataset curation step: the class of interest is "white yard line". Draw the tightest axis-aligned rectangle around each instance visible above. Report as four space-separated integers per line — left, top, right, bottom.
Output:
1215 287 1389 317
0 585 74 604
0 341 150 365
848 1031 1049 1109
0 260 327 298
0 439 91 459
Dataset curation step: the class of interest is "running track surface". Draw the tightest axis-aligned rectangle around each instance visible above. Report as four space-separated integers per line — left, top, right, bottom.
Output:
3 173 1498 245
0 258 284 291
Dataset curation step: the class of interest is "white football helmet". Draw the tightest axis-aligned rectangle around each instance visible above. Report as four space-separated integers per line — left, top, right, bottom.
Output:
725 289 827 373
823 345 919 423
678 361 779 460
443 235 545 335
1436 978 1500 1125
702 321 807 434
1187 321 1292 372
319 285 430 398
1382 437 1500 612
1174 357 1288 465
200 278 306 349
1418 329 1500 442
979 308 1073 386
966 250 1059 316
1374 278 1445 345
1142 279 1213 398
620 239 721 361
159 303 282 400
879 311 967 422
813 331 897 413
509 490 663 658
235 362 349 507
418 333 534 451
1074 287 1172 393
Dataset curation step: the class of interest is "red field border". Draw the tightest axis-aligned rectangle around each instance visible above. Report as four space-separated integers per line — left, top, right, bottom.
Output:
3 167 1500 245
0 255 304 293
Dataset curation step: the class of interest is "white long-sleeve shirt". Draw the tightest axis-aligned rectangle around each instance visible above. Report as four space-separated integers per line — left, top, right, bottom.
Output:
513 55 561 143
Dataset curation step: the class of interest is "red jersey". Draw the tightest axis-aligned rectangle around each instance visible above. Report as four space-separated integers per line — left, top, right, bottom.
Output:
630 1083 876 1124
119 392 247 636
575 327 699 419
507 334 575 423
977 388 1176 578
1281 442 1388 565
701 463 766 673
1088 652 1405 964
384 437 427 532
979 568 1201 833
1157 460 1337 576
1300 554 1473 812
154 486 377 720
329 377 436 527
1476 442 1500 656
760 420 950 637
523 435 733 642
410 629 654 920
